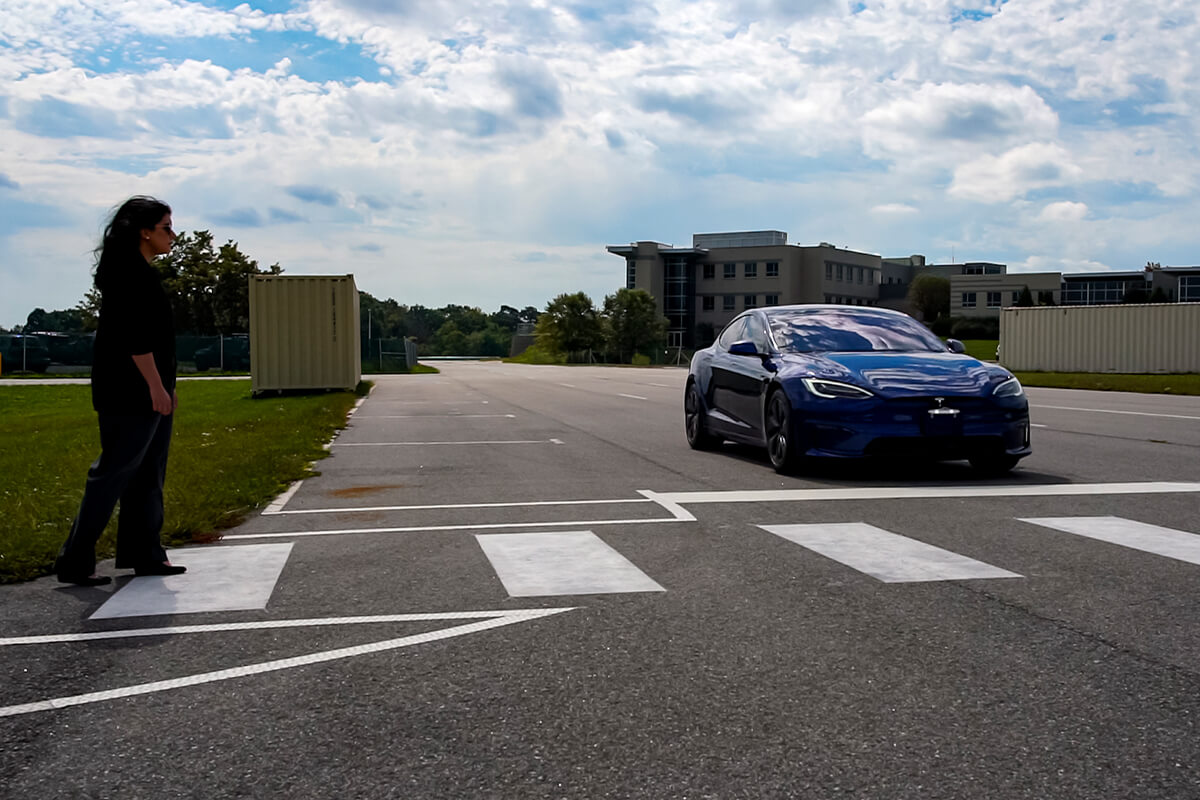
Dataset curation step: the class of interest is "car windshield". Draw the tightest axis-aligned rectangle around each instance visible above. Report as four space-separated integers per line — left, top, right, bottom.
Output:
768 309 948 353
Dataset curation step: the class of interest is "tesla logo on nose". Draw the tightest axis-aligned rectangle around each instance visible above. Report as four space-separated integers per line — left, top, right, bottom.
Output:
928 397 960 417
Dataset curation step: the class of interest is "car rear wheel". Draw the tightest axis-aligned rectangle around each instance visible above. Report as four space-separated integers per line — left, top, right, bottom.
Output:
765 390 801 473
685 383 718 450
968 452 1020 475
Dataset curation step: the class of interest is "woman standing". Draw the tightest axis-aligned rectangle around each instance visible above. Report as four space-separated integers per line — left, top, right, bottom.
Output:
55 196 187 585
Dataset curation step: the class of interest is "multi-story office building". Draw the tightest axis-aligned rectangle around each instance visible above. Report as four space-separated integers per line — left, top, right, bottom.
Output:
607 230 1200 346
606 231 882 348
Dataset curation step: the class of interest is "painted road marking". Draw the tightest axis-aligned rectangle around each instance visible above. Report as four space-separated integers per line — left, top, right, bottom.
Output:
1033 404 1200 422
0 610 568 646
263 480 303 514
90 544 293 620
1019 516 1200 566
0 609 572 718
476 531 665 596
333 439 557 447
618 393 648 400
653 482 1200 505
229 491 694 539
1031 423 1048 428
355 414 516 419
264 497 658 517
559 383 576 388
761 523 1022 583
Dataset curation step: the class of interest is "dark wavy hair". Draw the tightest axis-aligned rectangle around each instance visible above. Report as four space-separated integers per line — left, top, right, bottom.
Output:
94 196 171 292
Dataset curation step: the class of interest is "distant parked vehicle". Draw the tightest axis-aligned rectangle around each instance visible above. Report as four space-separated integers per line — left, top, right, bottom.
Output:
194 334 250 371
0 334 52 374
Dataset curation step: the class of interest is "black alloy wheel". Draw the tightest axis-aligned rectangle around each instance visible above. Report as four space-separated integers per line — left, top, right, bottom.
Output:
765 389 800 473
685 382 718 450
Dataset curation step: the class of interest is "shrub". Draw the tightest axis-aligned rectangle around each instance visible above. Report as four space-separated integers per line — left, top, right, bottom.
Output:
950 317 1000 339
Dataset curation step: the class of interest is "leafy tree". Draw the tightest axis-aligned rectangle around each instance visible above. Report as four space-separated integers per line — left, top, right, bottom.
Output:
1015 286 1034 307
154 230 282 334
1149 287 1172 303
536 292 604 357
1037 290 1056 306
24 307 88 332
602 288 668 362
434 320 469 354
1122 286 1148 303
907 274 950 322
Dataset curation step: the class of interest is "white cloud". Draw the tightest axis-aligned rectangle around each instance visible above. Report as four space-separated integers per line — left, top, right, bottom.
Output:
950 142 1083 203
1038 201 1089 222
871 203 919 215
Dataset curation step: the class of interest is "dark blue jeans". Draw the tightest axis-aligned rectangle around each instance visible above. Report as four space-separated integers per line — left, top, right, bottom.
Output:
55 412 173 577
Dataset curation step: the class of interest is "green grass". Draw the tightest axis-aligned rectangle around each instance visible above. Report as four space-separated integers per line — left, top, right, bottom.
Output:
0 381 362 583
1012 372 1200 394
959 339 999 361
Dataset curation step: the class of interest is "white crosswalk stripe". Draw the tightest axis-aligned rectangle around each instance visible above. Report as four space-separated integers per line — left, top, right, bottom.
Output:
759 523 1023 583
475 530 665 597
1018 516 1200 565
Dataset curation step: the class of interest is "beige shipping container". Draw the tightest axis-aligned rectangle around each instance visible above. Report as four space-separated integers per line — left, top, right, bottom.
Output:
249 275 361 393
1000 303 1200 373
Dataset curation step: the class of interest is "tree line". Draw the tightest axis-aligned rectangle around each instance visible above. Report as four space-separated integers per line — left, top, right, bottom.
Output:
8 230 670 364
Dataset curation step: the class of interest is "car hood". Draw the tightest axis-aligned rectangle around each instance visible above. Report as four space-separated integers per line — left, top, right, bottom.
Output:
777 351 1007 396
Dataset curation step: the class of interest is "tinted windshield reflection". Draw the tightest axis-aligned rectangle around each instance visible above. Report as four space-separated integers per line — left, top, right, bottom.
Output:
768 310 947 353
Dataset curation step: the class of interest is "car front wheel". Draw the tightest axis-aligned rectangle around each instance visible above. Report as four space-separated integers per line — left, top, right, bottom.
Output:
765 390 801 473
685 382 718 450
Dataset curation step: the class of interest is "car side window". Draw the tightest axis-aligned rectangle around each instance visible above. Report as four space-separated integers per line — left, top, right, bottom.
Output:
742 315 770 353
717 317 747 350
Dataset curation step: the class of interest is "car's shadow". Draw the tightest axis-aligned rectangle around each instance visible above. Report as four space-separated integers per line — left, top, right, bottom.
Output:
710 441 1066 486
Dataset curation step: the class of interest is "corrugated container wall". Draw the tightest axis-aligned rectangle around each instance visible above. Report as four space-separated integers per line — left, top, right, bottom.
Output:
249 275 361 393
1000 303 1200 373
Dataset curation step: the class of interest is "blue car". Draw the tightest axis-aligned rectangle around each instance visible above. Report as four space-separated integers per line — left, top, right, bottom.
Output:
684 305 1030 474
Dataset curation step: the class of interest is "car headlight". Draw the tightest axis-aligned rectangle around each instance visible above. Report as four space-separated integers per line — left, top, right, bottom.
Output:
993 377 1024 397
802 378 875 399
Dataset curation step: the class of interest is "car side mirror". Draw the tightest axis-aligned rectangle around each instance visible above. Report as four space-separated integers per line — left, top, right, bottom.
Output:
729 340 759 356
946 338 966 354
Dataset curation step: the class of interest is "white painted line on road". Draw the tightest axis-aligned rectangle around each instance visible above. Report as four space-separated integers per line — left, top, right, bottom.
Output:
263 480 304 514
0 608 572 718
333 439 556 447
264 497 656 516
559 383 576 388
90 544 293 619
649 383 672 388
1031 423 1048 428
550 438 565 445
761 523 1022 583
1019 516 1200 566
654 482 1200 505
618 393 648 400
477 531 665 596
1033 404 1200 421
1 609 568 646
638 490 698 523
356 414 516 419
223 513 691 540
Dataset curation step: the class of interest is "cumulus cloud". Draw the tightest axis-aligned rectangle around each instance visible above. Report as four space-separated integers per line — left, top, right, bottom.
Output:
950 142 1083 202
286 185 340 206
871 203 919 215
1039 201 1088 222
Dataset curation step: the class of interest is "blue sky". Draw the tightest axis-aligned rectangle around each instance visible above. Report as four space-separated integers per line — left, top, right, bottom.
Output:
2 0 1199 327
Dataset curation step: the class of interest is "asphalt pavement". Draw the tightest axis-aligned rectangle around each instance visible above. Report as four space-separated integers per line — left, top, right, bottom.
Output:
3 363 1200 799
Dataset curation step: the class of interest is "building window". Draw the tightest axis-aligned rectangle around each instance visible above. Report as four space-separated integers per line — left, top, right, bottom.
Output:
824 294 832 303
723 295 735 311
703 263 714 280
626 259 635 289
668 331 683 347
987 292 1001 308
744 262 757 278
702 296 715 311
1181 275 1200 302
766 261 779 278
962 292 977 308
765 294 779 306
723 263 736 279
825 263 833 280
858 267 864 284
836 264 844 281
744 295 757 309
1012 291 1021 304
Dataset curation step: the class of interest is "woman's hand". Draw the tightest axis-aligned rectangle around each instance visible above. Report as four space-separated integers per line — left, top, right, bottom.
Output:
149 385 173 415
132 353 174 415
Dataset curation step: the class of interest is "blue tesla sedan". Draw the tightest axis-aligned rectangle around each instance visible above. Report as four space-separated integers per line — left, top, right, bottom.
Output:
684 305 1031 474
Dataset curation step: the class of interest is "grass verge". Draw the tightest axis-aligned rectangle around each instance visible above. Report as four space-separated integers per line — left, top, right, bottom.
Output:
1012 372 1200 394
0 380 361 583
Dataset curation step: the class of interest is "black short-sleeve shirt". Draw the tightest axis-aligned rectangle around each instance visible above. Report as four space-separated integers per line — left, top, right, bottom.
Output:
91 258 176 413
